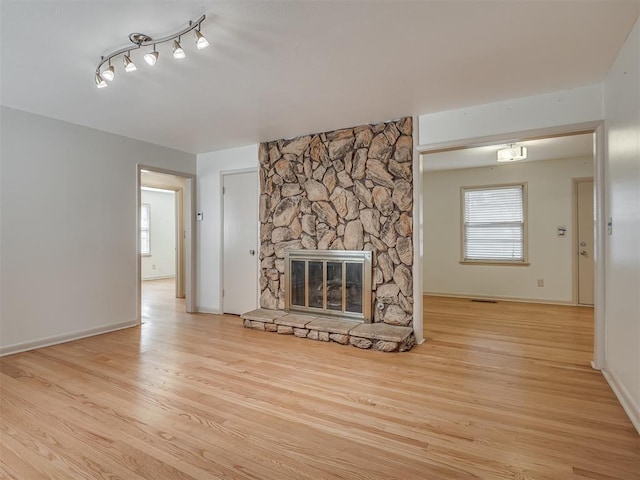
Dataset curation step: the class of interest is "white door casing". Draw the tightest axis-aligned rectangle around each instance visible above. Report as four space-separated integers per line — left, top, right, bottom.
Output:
222 170 258 315
577 179 595 305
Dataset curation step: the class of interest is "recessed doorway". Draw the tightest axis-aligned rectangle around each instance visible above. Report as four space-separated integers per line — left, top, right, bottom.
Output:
137 166 196 324
421 132 597 363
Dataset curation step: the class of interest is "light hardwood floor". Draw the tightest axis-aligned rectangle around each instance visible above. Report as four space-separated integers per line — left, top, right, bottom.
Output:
1 280 638 479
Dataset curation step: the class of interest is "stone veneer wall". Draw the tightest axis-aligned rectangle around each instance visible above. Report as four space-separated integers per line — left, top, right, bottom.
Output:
258 117 413 327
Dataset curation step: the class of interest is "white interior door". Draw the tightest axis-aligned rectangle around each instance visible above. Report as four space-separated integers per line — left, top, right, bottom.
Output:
223 171 258 314
577 179 594 305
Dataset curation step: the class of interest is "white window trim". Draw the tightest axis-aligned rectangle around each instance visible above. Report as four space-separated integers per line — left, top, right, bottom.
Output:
460 182 529 266
141 203 151 257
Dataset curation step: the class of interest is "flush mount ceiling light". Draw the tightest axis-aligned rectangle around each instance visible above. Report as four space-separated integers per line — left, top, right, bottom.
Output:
497 144 528 162
94 14 209 88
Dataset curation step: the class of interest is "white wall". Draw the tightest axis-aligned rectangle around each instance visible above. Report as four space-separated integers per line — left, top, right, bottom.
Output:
423 157 593 303
196 144 258 313
603 19 640 431
0 107 195 354
418 85 603 147
141 189 176 280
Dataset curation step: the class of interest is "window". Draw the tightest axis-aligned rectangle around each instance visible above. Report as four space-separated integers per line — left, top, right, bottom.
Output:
141 203 150 256
462 184 527 263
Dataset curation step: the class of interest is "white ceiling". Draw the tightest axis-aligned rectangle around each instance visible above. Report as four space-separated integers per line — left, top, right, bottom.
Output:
423 133 594 171
1 1 638 154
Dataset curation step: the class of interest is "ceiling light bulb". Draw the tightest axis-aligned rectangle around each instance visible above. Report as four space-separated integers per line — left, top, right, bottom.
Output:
123 54 137 72
172 39 185 59
194 29 209 49
144 48 158 66
95 73 108 88
102 65 115 81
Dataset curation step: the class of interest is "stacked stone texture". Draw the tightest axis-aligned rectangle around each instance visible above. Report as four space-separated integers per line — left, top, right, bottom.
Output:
258 117 413 327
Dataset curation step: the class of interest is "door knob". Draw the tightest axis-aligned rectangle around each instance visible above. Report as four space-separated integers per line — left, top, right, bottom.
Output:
580 241 587 247
580 250 588 256
249 249 255 256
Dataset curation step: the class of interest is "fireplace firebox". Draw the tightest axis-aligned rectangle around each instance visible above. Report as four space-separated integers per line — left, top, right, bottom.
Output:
284 250 372 322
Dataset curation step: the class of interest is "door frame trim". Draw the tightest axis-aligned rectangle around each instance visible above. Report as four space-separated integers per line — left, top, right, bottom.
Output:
137 165 196 324
219 167 259 314
417 121 605 370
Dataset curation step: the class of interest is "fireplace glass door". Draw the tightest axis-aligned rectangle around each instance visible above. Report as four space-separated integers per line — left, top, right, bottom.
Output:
326 262 342 311
284 250 372 322
308 261 323 309
290 260 305 307
345 262 363 314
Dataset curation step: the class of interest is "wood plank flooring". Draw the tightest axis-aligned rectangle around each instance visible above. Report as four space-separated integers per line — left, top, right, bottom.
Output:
1 280 638 479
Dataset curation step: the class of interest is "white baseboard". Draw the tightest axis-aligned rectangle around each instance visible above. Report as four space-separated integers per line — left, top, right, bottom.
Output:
602 363 640 435
142 275 176 281
0 320 138 357
196 307 222 314
423 291 576 306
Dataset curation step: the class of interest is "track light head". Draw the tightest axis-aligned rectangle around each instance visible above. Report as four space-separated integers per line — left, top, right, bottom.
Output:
144 48 158 66
123 53 137 72
102 65 115 81
172 39 185 59
194 29 209 49
95 73 108 88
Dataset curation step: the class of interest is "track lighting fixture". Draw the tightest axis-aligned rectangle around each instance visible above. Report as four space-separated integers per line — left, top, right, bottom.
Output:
94 14 208 88
144 45 159 66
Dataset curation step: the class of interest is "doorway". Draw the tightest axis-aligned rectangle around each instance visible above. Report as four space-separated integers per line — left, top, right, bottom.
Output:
137 166 196 323
140 187 176 282
420 131 598 364
221 169 258 315
575 178 595 305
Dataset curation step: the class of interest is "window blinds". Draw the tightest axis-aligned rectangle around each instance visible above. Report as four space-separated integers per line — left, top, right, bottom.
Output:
463 185 524 261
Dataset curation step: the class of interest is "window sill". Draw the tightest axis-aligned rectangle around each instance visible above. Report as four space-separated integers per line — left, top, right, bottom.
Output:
459 260 530 266
142 254 151 257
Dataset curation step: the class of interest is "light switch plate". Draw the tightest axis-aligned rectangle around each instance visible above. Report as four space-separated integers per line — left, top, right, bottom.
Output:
196 211 204 221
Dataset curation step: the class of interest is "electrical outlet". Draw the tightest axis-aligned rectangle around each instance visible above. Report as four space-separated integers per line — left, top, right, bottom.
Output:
537 279 544 287
152 264 156 270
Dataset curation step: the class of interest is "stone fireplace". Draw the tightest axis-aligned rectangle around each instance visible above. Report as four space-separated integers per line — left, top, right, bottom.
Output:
242 116 416 352
285 249 372 322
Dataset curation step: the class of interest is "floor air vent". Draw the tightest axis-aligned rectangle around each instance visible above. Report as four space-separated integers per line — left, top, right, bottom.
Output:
471 299 498 303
